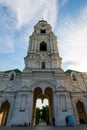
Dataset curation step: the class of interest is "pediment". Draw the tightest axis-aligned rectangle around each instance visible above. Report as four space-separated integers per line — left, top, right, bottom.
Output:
32 52 50 60
39 52 50 60
21 85 29 90
32 54 40 59
31 80 55 91
56 85 66 92
3 87 15 92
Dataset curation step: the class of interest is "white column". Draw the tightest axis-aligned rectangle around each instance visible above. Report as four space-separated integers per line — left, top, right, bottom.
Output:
27 41 31 54
53 92 58 126
47 40 50 52
34 39 37 53
54 41 56 53
56 41 59 53
27 44 29 54
50 39 53 53
28 91 34 125
37 39 39 51
33 39 35 53
31 40 33 53
31 39 35 53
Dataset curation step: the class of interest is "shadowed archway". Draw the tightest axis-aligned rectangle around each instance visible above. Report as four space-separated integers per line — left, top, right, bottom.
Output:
0 100 10 126
32 87 53 126
76 100 87 123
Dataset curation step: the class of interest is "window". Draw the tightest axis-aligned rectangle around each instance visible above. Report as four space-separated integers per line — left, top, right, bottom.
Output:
59 95 67 112
41 29 46 33
10 74 14 81
42 62 45 69
20 95 27 111
71 72 77 81
8 71 16 81
40 42 47 51
72 74 77 81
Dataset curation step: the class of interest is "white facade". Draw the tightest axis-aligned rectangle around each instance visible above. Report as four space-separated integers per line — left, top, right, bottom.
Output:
0 20 87 126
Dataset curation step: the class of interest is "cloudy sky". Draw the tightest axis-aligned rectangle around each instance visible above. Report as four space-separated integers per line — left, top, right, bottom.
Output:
0 0 87 72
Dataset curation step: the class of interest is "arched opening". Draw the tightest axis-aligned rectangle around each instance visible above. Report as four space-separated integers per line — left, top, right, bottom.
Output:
41 29 46 34
0 100 10 126
40 42 47 51
76 100 87 124
72 74 77 81
10 74 14 81
32 87 53 126
42 62 45 69
32 87 42 126
71 72 77 81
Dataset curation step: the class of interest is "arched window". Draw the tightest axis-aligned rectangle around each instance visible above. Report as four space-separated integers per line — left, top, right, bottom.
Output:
41 29 46 33
42 62 45 69
72 74 77 81
40 42 47 51
71 72 77 81
10 74 14 81
76 100 86 123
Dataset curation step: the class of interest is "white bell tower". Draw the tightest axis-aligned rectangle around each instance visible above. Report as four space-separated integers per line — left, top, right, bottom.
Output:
24 19 62 72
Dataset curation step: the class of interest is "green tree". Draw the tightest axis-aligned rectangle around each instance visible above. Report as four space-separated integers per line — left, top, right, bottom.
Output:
36 107 40 124
36 106 49 125
42 106 49 124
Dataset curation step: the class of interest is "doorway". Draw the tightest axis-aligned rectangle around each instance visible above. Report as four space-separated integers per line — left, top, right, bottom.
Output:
76 100 87 123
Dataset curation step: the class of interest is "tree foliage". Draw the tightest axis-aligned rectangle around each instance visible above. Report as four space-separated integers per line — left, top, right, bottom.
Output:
35 106 49 125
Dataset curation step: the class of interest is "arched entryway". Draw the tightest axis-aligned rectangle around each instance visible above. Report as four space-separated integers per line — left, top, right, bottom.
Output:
32 87 54 126
76 100 87 123
0 100 10 126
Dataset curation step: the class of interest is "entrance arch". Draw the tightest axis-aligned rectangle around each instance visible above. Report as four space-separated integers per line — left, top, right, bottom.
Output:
32 87 54 126
0 100 10 126
76 100 87 123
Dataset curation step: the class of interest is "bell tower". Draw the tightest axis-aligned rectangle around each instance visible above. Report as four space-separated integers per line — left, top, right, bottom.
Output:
24 19 62 72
